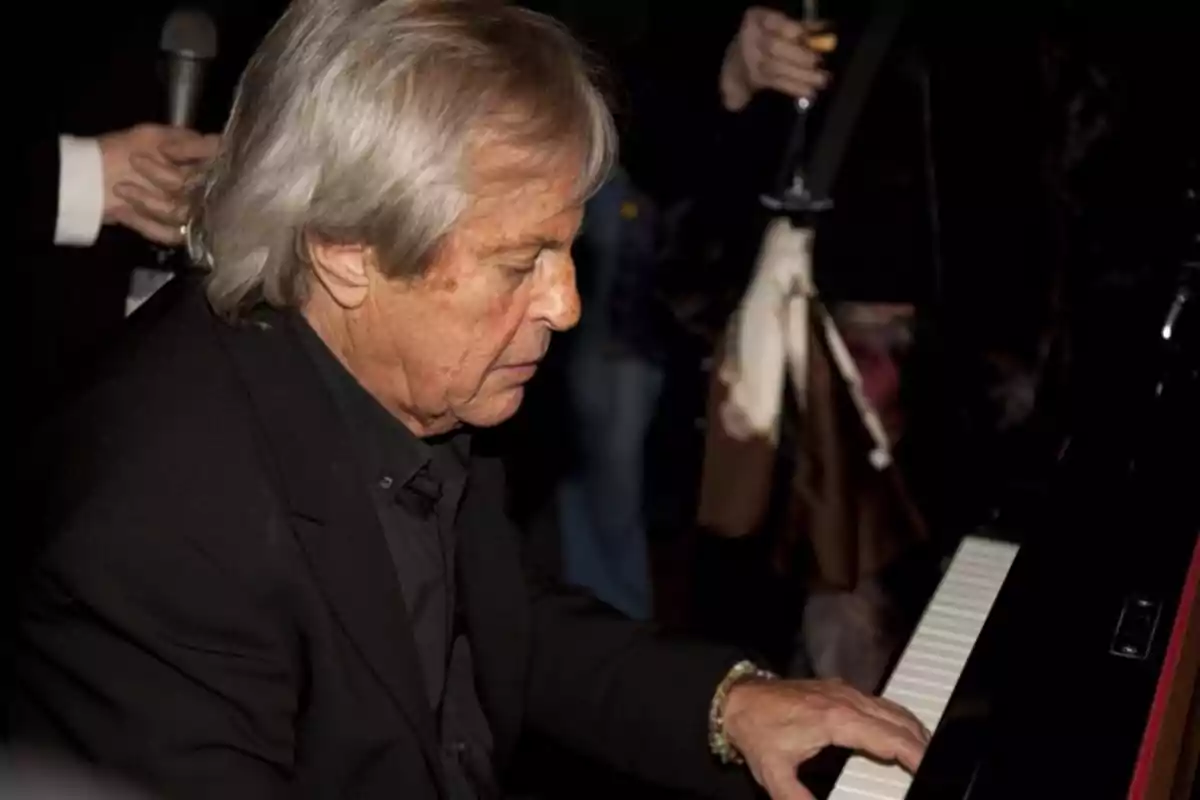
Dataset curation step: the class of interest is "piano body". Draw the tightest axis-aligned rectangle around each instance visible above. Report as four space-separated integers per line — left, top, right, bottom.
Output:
828 429 1199 799
827 500 1199 800
828 221 1199 798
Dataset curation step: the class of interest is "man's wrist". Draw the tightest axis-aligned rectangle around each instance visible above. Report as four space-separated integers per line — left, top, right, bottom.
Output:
708 660 778 764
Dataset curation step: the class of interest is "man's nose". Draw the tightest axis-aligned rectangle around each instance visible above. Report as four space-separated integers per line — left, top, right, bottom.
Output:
533 254 581 332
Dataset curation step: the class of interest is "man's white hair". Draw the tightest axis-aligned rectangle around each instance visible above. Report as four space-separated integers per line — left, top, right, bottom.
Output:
189 0 616 317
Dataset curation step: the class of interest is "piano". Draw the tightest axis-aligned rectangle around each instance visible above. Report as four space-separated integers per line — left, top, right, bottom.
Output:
828 517 1198 800
828 214 1200 799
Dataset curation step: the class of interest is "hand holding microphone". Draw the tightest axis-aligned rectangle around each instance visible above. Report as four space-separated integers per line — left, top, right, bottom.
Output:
101 7 220 248
100 124 218 246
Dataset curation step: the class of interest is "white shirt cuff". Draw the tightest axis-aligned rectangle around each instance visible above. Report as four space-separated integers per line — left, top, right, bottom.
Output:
54 135 105 247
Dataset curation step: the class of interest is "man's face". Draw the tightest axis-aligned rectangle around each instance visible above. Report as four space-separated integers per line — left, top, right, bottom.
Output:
352 156 584 435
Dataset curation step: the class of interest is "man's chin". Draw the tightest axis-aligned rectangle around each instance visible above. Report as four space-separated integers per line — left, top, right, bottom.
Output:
459 386 526 429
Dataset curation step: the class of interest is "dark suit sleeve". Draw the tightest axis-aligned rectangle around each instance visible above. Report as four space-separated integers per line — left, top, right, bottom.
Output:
521 576 760 799
8 441 298 799
20 135 62 248
473 457 759 800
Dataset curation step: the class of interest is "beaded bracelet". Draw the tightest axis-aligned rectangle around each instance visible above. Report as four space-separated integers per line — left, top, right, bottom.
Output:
708 659 780 765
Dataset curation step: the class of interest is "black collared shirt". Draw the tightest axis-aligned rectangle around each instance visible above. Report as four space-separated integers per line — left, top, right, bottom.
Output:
295 314 497 800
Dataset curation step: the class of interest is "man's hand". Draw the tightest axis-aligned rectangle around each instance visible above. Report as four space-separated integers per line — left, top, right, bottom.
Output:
720 8 832 112
98 124 219 246
723 677 930 800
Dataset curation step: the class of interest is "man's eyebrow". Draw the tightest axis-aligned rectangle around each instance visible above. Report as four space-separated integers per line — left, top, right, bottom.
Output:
480 236 568 258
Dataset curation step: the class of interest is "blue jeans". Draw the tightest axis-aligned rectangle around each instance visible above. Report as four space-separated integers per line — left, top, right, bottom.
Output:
557 169 663 621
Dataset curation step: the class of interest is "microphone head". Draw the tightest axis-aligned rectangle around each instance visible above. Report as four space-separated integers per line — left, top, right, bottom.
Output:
160 7 218 60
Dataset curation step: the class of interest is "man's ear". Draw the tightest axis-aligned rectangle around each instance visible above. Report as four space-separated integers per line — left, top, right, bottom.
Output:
306 235 376 309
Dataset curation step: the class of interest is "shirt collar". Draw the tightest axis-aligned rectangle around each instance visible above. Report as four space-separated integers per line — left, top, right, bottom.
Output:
290 312 470 493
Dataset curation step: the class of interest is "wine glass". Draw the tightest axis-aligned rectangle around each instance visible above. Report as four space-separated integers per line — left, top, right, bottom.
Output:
761 2 837 214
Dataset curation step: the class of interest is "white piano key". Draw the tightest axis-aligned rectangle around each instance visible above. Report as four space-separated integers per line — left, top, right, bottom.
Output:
845 758 914 785
898 649 969 671
899 640 971 664
887 672 955 693
836 786 898 800
925 603 989 623
827 535 1019 800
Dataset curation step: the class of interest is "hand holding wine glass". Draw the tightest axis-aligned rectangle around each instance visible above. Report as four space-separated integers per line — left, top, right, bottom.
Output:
719 6 837 112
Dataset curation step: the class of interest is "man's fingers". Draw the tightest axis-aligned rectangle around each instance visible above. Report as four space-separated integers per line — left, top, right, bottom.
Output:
753 7 807 43
895 736 926 774
764 68 829 101
130 153 188 195
833 712 927 775
759 759 817 800
871 719 926 774
112 205 183 246
113 181 189 246
871 696 933 744
752 28 826 100
856 694 932 753
763 35 821 70
115 181 186 227
160 132 220 164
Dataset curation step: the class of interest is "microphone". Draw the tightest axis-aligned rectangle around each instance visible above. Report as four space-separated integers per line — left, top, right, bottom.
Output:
160 7 218 128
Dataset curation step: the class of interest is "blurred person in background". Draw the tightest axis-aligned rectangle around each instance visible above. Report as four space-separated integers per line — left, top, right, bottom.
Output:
503 2 817 624
656 1 1056 692
526 5 835 626
552 163 664 621
693 3 929 690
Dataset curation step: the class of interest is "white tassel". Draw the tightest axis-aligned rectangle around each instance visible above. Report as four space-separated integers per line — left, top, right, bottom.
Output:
718 217 891 470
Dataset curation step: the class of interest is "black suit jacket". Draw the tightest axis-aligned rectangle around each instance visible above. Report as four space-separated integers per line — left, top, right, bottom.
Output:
6 279 758 800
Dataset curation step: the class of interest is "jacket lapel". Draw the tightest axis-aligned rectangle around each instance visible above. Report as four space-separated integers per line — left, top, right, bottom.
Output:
214 304 445 784
454 452 530 768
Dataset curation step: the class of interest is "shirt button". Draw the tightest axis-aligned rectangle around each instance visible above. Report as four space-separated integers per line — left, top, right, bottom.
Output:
378 475 394 490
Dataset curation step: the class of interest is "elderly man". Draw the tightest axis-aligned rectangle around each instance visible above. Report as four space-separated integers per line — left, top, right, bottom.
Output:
6 2 928 799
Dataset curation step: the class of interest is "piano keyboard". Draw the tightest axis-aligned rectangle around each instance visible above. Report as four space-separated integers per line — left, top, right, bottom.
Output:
827 535 1021 800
